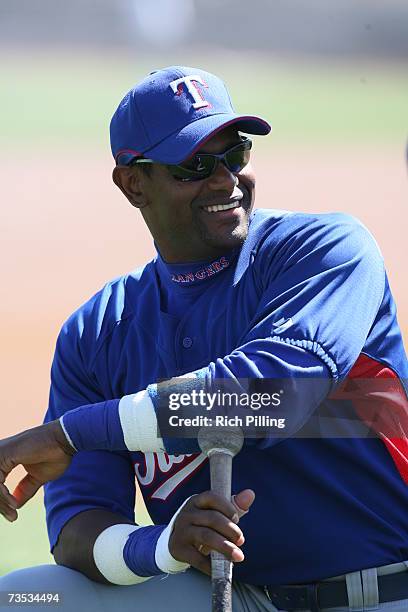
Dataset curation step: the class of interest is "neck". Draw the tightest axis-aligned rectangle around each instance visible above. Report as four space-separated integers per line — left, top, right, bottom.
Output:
155 241 229 264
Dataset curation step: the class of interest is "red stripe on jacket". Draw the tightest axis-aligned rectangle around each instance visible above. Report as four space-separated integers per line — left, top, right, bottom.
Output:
333 354 408 484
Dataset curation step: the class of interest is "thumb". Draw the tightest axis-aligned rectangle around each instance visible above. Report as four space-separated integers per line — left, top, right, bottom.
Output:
232 489 255 520
13 474 43 508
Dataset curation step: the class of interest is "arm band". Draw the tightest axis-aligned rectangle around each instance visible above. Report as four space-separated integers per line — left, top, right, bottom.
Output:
93 501 191 585
93 524 149 585
60 391 165 453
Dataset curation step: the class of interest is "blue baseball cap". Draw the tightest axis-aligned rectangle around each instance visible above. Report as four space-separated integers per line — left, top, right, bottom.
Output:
110 66 271 166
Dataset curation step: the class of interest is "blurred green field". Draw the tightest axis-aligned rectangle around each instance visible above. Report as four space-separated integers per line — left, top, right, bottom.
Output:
0 496 53 576
1 53 407 148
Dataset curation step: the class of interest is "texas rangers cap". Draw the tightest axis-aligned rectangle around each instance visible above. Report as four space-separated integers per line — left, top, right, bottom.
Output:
110 65 271 166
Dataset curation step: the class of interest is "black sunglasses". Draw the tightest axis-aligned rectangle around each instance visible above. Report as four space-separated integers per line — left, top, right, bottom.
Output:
129 137 252 182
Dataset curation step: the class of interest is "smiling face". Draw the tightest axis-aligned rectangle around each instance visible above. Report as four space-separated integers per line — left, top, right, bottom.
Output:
113 126 256 263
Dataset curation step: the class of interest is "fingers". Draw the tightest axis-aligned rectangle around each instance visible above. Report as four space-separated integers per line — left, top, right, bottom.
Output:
193 490 242 522
0 482 18 522
0 467 18 522
190 526 244 562
169 489 254 571
187 547 211 576
12 473 43 508
193 489 255 523
197 543 211 556
0 472 41 520
188 508 244 546
0 422 74 520
187 493 246 548
0 482 18 508
0 501 18 522
231 489 255 519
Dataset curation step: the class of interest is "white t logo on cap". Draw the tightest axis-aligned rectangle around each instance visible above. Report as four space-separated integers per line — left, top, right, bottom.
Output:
169 75 210 109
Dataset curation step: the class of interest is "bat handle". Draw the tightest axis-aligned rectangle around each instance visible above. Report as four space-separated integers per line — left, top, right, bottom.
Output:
208 450 234 612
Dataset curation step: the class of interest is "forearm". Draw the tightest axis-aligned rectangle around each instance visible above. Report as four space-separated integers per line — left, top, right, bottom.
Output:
53 509 135 583
53 507 189 585
60 393 165 454
60 341 331 456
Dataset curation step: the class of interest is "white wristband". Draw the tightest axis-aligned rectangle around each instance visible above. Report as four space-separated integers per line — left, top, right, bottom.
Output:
93 524 150 585
93 493 239 584
93 504 191 585
118 390 165 452
155 497 192 574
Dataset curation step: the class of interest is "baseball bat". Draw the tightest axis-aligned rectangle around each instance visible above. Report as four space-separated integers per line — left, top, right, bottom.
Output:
198 426 244 612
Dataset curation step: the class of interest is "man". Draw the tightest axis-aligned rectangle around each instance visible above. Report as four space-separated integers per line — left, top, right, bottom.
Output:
0 66 407 612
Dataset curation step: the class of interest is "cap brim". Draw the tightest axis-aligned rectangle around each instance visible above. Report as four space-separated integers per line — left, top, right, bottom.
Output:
142 114 271 164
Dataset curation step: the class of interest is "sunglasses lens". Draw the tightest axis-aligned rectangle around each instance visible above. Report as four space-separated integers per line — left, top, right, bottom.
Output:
166 156 215 182
165 165 211 181
225 148 251 173
167 138 252 182
183 155 215 175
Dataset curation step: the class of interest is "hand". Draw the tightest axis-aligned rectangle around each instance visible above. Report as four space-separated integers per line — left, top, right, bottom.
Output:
168 489 255 576
0 420 75 522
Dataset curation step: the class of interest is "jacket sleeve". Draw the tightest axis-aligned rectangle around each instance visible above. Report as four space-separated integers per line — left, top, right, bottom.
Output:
152 214 386 453
44 315 136 550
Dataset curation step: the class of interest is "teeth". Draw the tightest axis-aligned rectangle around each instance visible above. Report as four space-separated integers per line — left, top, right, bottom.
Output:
205 202 239 213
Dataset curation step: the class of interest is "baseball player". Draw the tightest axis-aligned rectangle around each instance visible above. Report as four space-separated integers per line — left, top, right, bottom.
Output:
0 66 407 612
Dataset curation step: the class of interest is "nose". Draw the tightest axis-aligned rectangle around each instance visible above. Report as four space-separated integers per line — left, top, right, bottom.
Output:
206 161 238 191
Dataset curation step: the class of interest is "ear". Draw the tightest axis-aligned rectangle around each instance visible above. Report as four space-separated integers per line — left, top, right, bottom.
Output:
112 166 148 209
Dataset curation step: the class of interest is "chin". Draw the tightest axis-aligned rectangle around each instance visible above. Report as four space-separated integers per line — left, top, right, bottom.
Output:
193 200 253 254
202 221 250 251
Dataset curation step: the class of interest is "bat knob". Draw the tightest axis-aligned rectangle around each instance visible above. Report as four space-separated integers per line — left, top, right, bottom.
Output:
198 425 244 457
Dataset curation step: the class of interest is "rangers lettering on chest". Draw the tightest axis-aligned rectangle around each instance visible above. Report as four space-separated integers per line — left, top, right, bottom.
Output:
134 452 207 501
